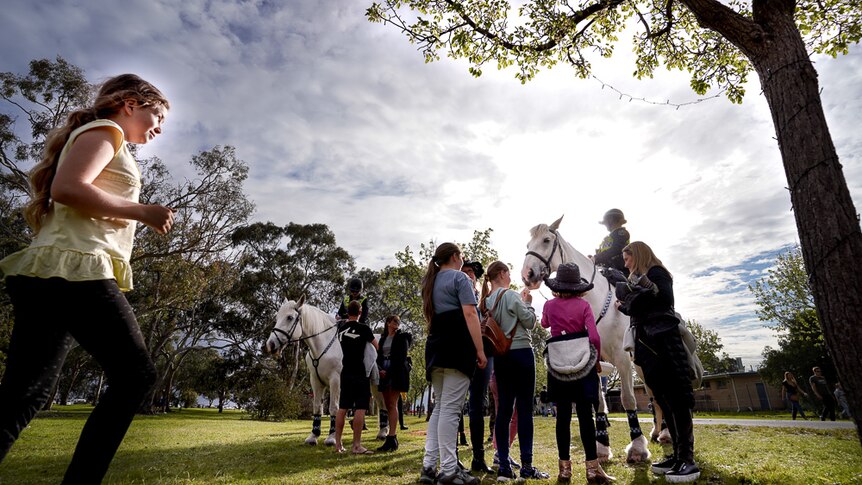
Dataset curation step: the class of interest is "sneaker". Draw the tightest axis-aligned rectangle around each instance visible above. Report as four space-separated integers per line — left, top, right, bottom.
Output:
651 455 677 475
437 468 480 485
665 461 700 483
520 466 550 479
418 466 437 484
496 466 515 483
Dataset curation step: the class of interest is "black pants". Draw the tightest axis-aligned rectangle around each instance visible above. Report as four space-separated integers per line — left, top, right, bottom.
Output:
552 368 599 461
0 276 156 484
468 355 493 460
637 328 695 463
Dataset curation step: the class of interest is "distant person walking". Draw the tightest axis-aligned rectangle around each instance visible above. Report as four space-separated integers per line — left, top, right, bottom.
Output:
834 383 851 419
780 371 808 420
809 367 836 421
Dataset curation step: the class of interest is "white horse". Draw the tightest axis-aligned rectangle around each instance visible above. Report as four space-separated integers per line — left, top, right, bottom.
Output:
522 216 698 463
264 295 389 446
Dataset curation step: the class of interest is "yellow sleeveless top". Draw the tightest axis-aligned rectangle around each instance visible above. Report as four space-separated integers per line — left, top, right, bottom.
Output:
0 120 141 291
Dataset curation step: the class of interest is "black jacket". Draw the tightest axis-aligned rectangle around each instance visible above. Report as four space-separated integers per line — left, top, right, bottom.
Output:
377 330 413 392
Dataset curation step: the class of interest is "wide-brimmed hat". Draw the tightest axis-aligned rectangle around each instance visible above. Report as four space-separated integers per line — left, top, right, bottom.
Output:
462 260 484 279
599 208 627 225
544 263 594 293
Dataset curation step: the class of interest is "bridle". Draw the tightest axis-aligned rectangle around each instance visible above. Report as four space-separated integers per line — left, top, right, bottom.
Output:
268 306 340 382
269 307 338 351
525 228 613 324
525 229 566 280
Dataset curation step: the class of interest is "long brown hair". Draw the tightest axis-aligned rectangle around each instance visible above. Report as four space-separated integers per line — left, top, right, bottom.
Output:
479 261 509 306
23 74 169 233
623 241 671 279
420 242 461 330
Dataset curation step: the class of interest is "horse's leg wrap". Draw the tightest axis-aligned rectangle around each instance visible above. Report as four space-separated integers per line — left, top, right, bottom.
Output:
379 409 389 429
328 415 336 435
312 414 322 437
595 412 610 447
627 410 643 441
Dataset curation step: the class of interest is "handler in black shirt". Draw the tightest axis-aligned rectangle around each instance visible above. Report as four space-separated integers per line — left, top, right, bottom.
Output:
334 301 378 454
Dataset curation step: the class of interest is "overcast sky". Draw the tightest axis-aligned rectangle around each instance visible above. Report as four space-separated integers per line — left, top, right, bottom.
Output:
2 0 859 367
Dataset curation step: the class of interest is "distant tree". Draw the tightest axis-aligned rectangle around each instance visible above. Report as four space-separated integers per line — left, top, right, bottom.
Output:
751 247 834 385
686 319 738 374
368 0 862 445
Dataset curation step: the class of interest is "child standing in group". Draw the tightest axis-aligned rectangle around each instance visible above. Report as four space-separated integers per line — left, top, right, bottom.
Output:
334 301 378 454
542 263 615 483
0 74 173 483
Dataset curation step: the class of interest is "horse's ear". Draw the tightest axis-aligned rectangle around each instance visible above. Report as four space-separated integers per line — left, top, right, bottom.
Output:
296 294 306 308
550 214 564 231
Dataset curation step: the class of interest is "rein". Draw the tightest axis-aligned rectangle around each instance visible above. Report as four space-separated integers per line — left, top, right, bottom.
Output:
526 229 613 325
269 309 340 380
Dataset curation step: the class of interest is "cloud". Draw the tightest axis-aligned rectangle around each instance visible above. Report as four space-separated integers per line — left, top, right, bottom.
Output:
1 0 860 367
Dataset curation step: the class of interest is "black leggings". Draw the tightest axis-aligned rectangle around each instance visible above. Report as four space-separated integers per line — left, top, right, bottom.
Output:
0 276 156 484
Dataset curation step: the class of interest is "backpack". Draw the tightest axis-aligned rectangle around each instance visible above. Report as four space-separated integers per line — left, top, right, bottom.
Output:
479 290 515 356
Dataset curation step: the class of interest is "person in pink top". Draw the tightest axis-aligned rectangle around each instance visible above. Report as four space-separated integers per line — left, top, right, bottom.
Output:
541 263 615 484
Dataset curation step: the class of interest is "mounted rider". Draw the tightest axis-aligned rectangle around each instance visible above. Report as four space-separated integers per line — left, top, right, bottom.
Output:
591 209 630 281
337 276 369 325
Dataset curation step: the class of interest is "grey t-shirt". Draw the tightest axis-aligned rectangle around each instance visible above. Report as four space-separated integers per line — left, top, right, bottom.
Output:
432 269 478 313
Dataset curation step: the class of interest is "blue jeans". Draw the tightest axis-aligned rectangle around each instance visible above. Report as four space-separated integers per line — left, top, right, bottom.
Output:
493 347 536 469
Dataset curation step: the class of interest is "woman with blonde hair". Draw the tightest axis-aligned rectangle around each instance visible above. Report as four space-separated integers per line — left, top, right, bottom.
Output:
419 243 487 485
0 74 173 483
781 371 808 420
617 241 699 483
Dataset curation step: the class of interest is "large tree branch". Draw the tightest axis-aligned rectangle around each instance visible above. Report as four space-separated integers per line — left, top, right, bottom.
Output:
444 0 624 52
678 0 766 55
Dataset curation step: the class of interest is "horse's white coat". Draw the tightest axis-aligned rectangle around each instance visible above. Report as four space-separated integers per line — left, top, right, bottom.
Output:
521 216 650 462
265 297 388 445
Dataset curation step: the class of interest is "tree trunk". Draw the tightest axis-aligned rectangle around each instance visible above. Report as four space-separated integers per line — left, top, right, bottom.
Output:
682 0 862 443
93 372 104 406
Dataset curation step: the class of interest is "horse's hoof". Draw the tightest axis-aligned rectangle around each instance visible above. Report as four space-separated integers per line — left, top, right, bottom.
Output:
596 442 613 463
376 427 389 440
658 429 672 445
305 437 319 446
624 435 652 463
323 436 336 446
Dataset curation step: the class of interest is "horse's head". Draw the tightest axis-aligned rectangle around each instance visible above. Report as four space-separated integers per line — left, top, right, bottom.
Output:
522 215 565 289
264 294 306 356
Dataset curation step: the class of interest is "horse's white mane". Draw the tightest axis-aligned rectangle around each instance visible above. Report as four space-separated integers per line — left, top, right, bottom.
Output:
298 302 337 334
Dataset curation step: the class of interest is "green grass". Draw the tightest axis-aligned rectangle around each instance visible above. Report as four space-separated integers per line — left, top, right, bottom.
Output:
1 406 860 484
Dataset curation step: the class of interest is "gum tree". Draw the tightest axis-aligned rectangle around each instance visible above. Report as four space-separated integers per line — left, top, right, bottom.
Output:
367 0 862 443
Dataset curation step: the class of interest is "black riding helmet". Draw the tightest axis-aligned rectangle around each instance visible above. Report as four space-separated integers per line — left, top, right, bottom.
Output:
348 277 363 293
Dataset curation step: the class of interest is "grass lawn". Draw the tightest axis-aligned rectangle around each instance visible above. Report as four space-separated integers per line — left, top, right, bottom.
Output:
1 406 860 484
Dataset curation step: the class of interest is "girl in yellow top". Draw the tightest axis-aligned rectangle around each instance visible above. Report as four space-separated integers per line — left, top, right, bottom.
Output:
0 74 173 484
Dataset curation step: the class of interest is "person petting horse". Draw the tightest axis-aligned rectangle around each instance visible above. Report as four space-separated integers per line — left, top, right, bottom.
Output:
0 74 172 484
419 243 487 485
617 242 700 483
541 263 615 483
482 261 549 481
334 301 378 454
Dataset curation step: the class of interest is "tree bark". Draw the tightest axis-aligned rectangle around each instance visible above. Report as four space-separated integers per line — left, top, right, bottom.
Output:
683 0 862 443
